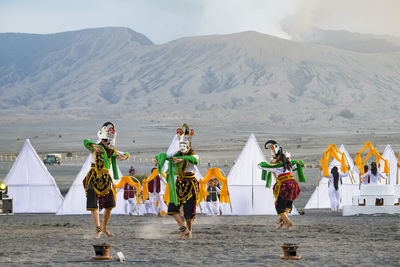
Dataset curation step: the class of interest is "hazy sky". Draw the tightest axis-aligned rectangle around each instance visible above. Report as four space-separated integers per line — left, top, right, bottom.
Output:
0 0 398 44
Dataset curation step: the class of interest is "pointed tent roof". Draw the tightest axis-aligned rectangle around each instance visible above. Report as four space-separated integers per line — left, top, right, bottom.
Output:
222 133 298 215
305 144 359 209
56 155 91 215
380 145 398 185
328 144 356 184
57 154 124 215
4 139 63 213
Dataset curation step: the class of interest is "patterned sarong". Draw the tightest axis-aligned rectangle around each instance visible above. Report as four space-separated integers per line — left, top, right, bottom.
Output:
273 173 300 203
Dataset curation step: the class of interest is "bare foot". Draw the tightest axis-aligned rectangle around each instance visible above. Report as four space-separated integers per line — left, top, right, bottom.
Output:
276 221 284 230
96 231 103 239
284 222 293 230
103 229 114 237
178 229 191 240
95 226 102 239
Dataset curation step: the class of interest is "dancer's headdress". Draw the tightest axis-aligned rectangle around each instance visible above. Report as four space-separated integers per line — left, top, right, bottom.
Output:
97 122 117 148
176 123 194 153
264 140 280 155
264 140 291 159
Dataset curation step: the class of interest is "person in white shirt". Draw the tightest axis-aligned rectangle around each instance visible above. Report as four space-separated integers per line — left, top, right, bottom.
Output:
321 166 348 212
362 162 385 184
361 165 369 185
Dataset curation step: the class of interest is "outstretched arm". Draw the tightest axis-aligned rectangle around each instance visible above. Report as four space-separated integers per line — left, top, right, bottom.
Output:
116 150 130 160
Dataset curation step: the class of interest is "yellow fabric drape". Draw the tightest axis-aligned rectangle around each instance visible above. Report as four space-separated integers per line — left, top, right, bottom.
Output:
163 183 169 205
141 169 166 201
320 144 348 177
114 176 142 204
355 142 389 175
198 168 230 204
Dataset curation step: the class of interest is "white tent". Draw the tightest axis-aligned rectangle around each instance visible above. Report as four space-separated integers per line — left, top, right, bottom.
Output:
328 144 358 184
57 154 124 215
221 134 298 215
380 145 398 185
4 139 63 213
305 144 359 209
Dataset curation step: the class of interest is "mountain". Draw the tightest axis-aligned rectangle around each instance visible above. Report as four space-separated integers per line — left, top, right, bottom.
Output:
1 27 400 129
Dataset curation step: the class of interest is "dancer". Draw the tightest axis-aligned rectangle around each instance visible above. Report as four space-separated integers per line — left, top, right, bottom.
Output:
83 122 129 238
154 123 199 239
321 166 348 212
258 140 306 229
362 162 385 184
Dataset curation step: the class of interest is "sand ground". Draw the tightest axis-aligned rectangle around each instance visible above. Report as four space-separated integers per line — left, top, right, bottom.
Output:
0 168 400 266
0 211 399 266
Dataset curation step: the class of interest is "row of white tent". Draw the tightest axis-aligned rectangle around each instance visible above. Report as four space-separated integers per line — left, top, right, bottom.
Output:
3 135 295 215
4 137 399 214
305 144 400 209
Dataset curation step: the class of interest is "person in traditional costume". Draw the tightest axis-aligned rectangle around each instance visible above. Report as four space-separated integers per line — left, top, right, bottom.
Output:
148 167 168 215
123 183 137 216
83 122 130 238
205 179 221 216
123 167 137 215
258 140 306 229
321 166 348 212
154 123 199 239
362 162 385 184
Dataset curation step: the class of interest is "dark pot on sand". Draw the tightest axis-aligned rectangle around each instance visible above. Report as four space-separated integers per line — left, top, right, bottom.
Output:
92 243 112 260
280 243 301 260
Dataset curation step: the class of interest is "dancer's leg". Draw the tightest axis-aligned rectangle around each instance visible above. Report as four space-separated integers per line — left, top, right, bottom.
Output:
91 210 102 238
281 212 293 229
276 216 284 229
172 214 190 239
102 208 114 237
186 220 193 239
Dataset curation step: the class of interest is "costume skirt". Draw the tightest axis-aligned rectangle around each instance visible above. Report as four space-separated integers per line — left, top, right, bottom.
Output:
273 173 300 215
168 173 199 220
83 164 116 210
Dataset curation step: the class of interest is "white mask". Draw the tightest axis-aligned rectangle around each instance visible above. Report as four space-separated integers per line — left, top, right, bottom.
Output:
179 143 189 153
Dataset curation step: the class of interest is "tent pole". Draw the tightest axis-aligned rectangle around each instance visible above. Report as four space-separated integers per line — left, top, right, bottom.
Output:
251 161 254 208
344 155 355 184
396 166 399 185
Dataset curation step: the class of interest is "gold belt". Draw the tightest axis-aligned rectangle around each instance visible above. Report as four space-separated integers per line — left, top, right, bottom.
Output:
178 173 195 180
